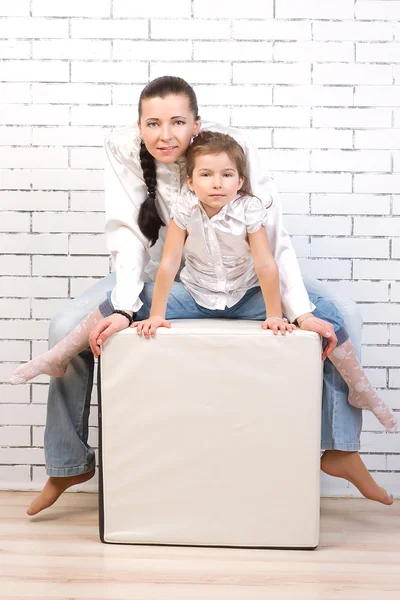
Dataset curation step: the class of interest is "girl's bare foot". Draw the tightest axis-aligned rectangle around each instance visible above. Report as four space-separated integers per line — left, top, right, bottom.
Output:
321 450 393 505
26 470 95 516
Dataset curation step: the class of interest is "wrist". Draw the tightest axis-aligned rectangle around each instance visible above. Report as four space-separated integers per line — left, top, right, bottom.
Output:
112 309 134 326
296 313 314 327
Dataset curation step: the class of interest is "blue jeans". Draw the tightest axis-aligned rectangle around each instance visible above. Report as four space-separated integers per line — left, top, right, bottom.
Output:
44 274 362 476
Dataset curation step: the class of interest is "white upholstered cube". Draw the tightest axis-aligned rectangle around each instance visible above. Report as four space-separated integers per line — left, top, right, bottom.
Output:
98 320 323 549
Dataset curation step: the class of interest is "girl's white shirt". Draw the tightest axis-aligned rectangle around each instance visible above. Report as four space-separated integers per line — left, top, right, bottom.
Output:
104 121 314 322
172 192 268 310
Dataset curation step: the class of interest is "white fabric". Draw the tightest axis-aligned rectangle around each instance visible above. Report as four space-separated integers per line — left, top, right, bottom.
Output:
171 192 268 310
99 321 323 548
104 122 315 321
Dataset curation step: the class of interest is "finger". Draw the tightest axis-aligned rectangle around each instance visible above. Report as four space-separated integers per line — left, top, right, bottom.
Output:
261 321 268 330
131 322 138 329
137 323 143 336
143 324 150 339
150 323 157 338
273 324 278 335
323 335 337 360
279 324 286 335
163 320 171 328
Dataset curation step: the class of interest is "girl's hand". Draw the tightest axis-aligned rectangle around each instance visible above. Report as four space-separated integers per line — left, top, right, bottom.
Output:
297 316 337 360
89 313 131 358
133 316 171 339
262 317 296 336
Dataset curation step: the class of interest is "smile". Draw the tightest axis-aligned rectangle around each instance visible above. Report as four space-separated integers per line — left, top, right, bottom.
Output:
157 146 178 152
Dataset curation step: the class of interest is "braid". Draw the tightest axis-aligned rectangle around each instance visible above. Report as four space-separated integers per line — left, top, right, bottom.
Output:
138 141 165 246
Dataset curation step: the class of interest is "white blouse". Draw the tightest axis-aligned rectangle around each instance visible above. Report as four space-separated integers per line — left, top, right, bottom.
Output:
104 121 314 322
172 192 268 310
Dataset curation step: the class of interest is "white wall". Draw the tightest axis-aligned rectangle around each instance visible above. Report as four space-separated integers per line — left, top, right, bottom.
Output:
0 0 399 497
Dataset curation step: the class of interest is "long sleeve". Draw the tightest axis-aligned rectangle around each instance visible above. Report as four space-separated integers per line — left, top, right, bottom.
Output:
104 131 150 312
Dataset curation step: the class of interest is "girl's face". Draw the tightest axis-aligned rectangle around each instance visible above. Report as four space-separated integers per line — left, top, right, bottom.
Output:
187 152 244 219
138 94 200 164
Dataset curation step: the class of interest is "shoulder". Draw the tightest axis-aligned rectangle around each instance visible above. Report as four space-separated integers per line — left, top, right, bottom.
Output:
104 124 142 164
236 195 269 233
171 191 198 229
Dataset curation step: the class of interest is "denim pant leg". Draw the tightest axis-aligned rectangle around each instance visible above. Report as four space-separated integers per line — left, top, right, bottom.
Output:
304 277 362 452
44 272 116 476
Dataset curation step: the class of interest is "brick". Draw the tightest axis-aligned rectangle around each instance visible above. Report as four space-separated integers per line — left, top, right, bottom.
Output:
31 299 68 319
311 150 391 173
151 62 231 84
110 84 144 106
0 341 30 361
274 172 352 193
33 256 108 277
290 236 310 258
71 106 136 126
0 255 30 276
70 192 104 212
355 130 400 150
233 62 311 85
33 39 111 60
259 149 310 172
354 175 400 194
0 170 30 190
243 128 272 149
274 128 352 149
313 21 393 41
313 108 391 129
387 455 400 470
389 369 400 387
31 169 104 191
364 368 387 388
195 41 272 62
33 212 104 234
194 0 272 18
72 62 148 84
0 17 68 38
392 239 400 259
394 152 400 172
70 277 104 298
0 61 69 83
390 325 400 344
0 277 68 298
354 217 400 237
198 107 230 125
0 127 31 145
232 107 310 128
313 63 392 85
355 1 400 20
362 325 389 345
281 194 310 215
323 281 389 302
274 85 353 107
362 346 400 368
114 0 191 18
0 191 68 211
354 86 400 107
285 215 351 236
71 19 148 39
276 0 354 19
311 237 389 259
232 20 311 41
0 447 44 464
0 466 30 484
274 42 353 62
311 194 391 216
0 147 68 169
0 320 49 341
70 148 104 169
32 126 109 147
0 213 30 233
357 43 400 63
0 234 68 255
0 426 30 446
0 105 69 126
69 234 107 255
151 19 231 40
32 386 48 404
194 85 273 107
392 283 400 301
32 0 110 17
354 261 400 281
114 41 191 61
0 0 30 16
298 258 352 280
0 40 30 59
359 452 387 469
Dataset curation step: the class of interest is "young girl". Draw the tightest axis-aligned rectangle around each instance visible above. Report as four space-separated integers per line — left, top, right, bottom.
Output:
10 76 393 515
133 131 397 436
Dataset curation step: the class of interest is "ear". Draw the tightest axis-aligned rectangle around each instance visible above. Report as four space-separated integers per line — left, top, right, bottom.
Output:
187 175 195 193
193 117 201 136
237 176 245 191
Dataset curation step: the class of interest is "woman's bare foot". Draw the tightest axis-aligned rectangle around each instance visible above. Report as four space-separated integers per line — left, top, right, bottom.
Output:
26 470 95 516
321 450 393 505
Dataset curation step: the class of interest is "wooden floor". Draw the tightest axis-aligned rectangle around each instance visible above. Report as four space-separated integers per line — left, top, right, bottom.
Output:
0 492 399 600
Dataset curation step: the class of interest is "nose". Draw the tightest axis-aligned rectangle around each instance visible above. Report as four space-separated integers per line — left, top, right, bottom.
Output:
160 125 173 142
213 176 222 189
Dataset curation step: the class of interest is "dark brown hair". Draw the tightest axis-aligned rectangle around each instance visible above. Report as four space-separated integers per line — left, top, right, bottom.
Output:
186 131 252 197
138 76 199 246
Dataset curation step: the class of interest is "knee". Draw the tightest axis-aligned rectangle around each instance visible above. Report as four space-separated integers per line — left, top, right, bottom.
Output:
48 306 79 347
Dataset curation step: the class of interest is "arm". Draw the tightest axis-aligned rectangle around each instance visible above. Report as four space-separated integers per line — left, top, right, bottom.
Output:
136 219 186 339
248 227 295 335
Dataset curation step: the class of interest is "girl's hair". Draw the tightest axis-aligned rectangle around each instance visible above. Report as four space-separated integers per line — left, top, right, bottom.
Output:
138 76 199 246
186 131 252 198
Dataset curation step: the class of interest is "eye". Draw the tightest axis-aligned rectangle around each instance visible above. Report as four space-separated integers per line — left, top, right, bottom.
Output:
200 173 211 177
223 173 234 177
174 120 186 125
147 122 158 128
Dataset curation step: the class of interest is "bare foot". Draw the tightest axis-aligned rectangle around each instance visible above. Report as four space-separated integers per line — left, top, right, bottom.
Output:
321 450 393 505
27 470 95 516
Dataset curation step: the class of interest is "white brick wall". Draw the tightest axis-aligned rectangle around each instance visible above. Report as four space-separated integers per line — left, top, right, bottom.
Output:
0 0 399 497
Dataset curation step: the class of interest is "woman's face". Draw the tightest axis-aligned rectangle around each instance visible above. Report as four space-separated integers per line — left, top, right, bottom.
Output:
138 94 200 164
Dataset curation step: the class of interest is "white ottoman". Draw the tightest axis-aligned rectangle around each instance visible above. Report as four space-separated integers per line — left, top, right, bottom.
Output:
98 320 323 549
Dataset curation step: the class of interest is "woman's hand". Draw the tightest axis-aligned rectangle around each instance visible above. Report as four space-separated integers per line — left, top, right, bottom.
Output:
89 313 131 358
262 317 296 336
133 316 171 339
298 315 337 360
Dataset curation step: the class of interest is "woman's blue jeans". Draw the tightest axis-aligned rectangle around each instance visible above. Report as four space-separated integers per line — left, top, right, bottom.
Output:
44 274 362 476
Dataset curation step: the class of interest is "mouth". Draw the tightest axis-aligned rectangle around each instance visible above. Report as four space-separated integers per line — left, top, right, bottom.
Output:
157 146 178 153
209 194 225 199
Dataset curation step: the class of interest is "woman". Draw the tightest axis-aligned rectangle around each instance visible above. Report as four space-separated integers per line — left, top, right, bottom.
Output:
26 76 393 516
